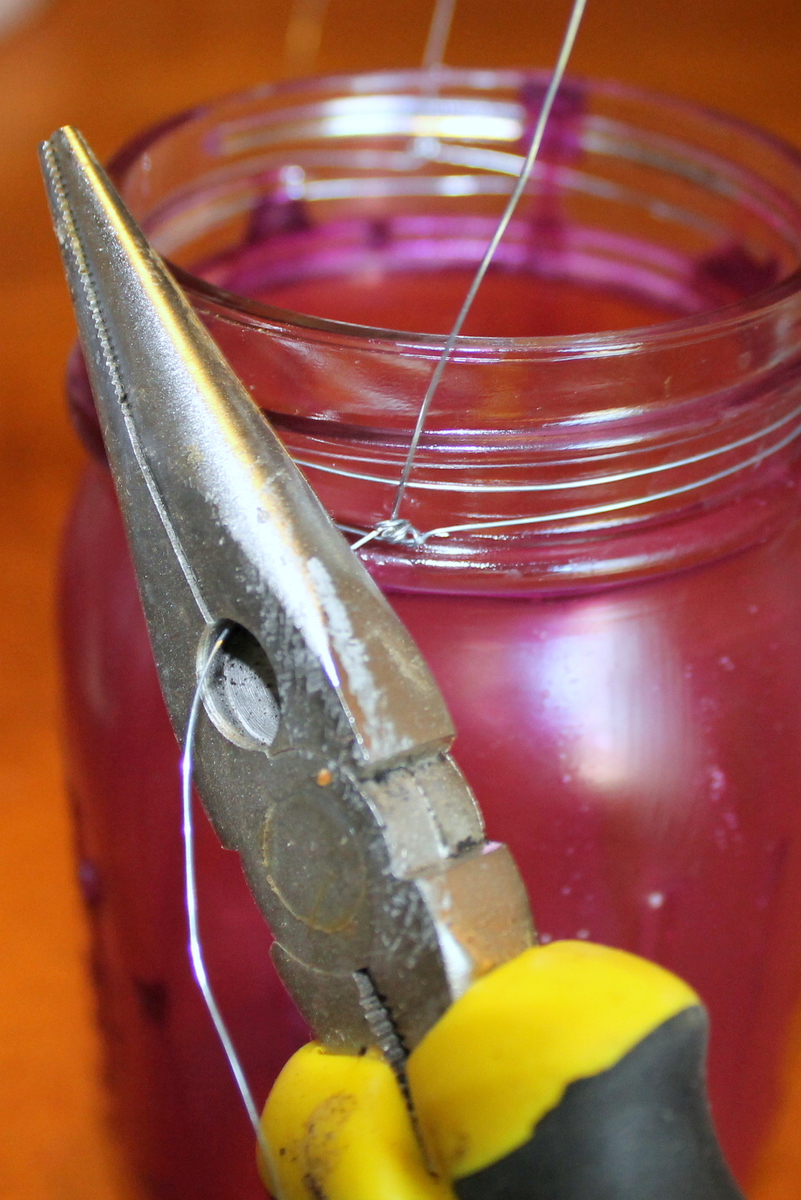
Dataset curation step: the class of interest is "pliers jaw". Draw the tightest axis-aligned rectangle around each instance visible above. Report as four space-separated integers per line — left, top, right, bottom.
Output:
40 126 534 1060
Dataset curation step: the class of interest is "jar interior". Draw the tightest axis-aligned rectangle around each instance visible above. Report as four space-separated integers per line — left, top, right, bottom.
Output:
118 70 801 338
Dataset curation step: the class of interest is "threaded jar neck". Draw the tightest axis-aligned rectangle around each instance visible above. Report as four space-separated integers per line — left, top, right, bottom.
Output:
74 69 801 591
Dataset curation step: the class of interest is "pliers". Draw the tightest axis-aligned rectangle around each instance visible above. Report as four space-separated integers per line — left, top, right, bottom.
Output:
41 126 745 1200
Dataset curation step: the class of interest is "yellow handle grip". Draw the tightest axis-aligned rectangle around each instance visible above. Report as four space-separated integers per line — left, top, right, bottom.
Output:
259 942 703 1200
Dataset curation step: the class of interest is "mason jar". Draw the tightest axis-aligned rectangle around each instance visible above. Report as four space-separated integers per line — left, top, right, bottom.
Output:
61 68 801 1198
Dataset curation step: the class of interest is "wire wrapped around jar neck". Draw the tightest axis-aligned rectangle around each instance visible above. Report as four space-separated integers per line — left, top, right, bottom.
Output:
80 68 801 592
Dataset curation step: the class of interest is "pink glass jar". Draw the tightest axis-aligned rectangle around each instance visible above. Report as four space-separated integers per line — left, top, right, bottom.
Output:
62 70 801 1198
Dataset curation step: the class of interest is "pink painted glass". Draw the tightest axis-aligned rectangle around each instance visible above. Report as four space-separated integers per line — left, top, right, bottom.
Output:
62 70 801 1198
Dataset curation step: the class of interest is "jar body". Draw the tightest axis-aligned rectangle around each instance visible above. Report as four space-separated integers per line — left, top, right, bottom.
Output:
60 70 801 1198
62 457 801 1198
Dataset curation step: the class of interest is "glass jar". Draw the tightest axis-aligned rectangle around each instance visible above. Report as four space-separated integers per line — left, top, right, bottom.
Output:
62 69 801 1199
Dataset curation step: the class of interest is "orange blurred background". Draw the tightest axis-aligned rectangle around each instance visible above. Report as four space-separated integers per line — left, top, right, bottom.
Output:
1 0 801 1196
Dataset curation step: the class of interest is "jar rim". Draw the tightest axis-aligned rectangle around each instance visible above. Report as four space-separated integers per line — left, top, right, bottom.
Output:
109 65 801 355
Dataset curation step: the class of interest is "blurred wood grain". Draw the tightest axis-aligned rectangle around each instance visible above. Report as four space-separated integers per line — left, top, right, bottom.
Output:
1 0 800 1195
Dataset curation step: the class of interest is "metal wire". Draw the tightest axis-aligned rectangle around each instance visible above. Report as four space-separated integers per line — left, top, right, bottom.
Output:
183 0 590 1160
297 398 801 492
385 0 590 529
415 417 801 539
181 626 275 1173
349 412 801 547
284 0 456 81
422 0 458 70
283 0 330 77
298 400 801 493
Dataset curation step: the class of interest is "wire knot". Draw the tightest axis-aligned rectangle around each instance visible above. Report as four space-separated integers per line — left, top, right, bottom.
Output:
374 518 426 546
350 517 427 552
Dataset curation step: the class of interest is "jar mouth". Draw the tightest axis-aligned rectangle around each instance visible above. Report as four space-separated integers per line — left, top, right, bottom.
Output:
98 68 801 590
111 66 801 353
168 259 801 355
170 266 801 362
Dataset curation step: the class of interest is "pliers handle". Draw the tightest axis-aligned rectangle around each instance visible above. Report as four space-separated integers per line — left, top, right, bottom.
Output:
262 942 746 1200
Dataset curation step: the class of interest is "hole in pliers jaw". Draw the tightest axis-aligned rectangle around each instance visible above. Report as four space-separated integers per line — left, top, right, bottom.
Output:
199 620 281 750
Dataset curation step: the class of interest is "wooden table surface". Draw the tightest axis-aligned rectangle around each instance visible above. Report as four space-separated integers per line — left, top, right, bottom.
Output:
1 0 801 1196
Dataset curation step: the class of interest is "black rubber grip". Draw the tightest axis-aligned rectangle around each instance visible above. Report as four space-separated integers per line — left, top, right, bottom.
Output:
454 1007 744 1200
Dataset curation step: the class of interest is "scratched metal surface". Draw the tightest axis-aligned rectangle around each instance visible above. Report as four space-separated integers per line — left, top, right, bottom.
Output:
1 0 800 1196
